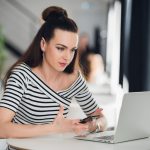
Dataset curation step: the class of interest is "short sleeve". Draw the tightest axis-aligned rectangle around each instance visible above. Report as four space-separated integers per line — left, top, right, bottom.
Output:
74 75 99 115
0 72 26 113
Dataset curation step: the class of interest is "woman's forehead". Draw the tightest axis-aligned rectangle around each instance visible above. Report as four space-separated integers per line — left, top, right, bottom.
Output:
51 29 78 47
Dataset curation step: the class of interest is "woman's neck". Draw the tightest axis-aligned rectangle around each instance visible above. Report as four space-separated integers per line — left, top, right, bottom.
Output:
32 62 78 92
39 63 63 83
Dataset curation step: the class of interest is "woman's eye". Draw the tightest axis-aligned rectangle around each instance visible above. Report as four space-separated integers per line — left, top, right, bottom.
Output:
57 47 64 51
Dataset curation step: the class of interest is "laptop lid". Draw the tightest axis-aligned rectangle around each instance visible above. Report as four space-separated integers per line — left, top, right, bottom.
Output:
114 91 150 143
75 91 150 143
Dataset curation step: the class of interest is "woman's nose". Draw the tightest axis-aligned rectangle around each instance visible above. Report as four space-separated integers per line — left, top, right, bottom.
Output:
63 51 71 60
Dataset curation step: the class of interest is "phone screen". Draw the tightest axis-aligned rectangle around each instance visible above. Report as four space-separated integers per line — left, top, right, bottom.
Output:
79 116 93 124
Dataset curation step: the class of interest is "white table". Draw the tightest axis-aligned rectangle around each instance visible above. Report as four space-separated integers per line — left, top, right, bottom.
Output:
7 134 150 150
0 139 7 150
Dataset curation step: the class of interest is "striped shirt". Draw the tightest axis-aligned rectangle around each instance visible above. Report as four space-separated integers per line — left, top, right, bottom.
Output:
0 63 99 124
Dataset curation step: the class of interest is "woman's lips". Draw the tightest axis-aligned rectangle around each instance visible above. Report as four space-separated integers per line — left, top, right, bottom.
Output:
59 62 67 68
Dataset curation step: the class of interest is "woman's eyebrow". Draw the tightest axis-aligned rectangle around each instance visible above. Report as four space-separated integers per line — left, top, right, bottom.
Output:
56 44 68 48
56 44 77 49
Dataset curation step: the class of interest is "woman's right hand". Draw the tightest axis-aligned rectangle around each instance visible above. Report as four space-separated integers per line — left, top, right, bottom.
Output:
52 106 88 135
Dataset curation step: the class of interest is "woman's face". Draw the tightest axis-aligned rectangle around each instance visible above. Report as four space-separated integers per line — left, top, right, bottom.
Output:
41 29 78 72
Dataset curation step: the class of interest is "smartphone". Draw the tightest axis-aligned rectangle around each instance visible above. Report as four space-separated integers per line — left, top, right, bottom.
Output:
79 116 93 124
79 115 100 124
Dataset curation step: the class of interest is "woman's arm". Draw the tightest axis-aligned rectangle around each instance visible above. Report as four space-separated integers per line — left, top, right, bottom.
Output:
0 107 88 138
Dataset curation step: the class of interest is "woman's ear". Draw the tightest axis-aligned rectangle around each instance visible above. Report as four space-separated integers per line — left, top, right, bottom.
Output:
40 37 46 52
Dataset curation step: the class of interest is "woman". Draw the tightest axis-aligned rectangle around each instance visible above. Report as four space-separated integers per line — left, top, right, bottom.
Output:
0 6 107 139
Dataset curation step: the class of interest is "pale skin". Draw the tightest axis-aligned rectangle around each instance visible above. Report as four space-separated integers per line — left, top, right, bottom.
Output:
0 29 106 138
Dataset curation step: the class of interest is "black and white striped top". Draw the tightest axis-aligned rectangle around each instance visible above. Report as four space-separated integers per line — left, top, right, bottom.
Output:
0 63 99 124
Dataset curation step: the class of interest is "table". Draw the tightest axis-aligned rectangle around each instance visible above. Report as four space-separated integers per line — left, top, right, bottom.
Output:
7 134 150 150
0 139 7 150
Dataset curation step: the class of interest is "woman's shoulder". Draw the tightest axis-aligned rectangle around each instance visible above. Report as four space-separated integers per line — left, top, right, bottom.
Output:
65 70 79 83
10 63 31 80
12 63 30 71
64 70 85 85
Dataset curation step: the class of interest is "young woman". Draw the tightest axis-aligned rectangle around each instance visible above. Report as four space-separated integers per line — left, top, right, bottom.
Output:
0 6 107 139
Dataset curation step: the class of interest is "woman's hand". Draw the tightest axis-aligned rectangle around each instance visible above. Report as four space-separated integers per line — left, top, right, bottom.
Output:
87 116 107 132
52 106 88 134
80 108 107 133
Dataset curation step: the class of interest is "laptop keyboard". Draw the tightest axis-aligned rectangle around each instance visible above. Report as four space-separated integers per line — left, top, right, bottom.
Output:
97 135 114 141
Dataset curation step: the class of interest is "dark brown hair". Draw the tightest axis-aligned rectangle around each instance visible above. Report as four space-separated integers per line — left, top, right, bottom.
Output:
4 6 78 86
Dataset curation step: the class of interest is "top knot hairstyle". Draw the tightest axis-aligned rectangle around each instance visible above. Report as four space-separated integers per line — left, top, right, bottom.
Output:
4 6 78 86
41 6 78 34
42 6 68 21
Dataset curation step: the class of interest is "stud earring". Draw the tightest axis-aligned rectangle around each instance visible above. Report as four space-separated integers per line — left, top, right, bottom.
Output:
41 48 44 52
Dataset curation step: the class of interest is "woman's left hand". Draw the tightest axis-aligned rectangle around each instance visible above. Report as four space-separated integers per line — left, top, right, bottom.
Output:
86 108 107 132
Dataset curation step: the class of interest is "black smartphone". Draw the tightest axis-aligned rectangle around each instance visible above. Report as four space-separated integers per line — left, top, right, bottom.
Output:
79 116 93 124
79 115 100 124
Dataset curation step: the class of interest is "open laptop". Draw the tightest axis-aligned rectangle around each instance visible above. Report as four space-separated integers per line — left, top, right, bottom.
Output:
75 91 150 143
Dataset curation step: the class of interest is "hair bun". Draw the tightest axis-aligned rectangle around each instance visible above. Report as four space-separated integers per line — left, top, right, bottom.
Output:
42 6 68 22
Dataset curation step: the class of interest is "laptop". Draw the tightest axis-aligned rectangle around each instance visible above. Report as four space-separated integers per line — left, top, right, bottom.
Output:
75 91 150 143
